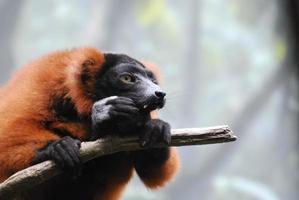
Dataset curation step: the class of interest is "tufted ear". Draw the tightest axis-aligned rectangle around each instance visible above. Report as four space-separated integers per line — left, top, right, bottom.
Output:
79 58 100 97
65 47 105 115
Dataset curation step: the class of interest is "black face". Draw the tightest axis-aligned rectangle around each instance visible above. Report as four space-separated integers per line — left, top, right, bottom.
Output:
94 53 166 112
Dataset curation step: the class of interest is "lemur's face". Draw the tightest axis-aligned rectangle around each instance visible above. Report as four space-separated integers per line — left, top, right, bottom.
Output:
94 54 166 112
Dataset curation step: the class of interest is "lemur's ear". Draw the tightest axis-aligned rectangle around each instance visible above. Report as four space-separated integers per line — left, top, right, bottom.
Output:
141 61 162 84
80 58 99 92
65 47 105 115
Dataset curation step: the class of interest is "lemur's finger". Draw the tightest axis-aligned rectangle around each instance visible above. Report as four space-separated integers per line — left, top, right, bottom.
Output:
93 96 118 110
53 143 74 168
106 97 135 106
61 139 81 167
60 139 82 178
109 110 135 119
148 127 161 147
162 124 171 145
113 105 139 114
74 139 81 148
50 148 65 168
139 128 152 147
55 143 82 179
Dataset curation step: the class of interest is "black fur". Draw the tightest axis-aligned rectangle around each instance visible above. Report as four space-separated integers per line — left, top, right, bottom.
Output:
139 119 171 147
90 96 149 139
27 152 132 200
81 66 91 85
33 136 81 174
41 120 73 138
135 148 170 174
51 96 79 122
80 59 96 85
30 54 171 200
101 53 145 73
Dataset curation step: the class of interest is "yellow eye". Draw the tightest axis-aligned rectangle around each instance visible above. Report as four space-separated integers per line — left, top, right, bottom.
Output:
120 74 135 83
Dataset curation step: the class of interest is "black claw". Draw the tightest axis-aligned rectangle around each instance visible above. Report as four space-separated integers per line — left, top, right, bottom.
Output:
139 124 153 147
162 124 171 145
149 129 160 146
139 119 171 148
140 140 147 147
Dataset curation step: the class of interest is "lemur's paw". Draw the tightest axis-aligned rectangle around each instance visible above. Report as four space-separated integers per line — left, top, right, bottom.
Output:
92 96 140 126
139 119 171 147
38 136 82 176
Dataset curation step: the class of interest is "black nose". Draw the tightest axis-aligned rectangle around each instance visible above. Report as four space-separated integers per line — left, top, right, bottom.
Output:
155 91 166 99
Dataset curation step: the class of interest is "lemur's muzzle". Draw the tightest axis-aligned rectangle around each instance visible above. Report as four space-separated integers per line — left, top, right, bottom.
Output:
141 90 166 112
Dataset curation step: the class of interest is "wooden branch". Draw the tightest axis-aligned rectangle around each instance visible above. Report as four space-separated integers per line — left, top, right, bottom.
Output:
0 125 236 200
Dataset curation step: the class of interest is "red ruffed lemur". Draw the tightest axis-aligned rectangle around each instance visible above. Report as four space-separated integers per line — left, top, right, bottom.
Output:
0 47 179 200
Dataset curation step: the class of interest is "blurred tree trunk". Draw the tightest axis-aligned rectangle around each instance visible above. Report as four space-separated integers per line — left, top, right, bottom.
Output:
100 0 133 50
276 1 299 197
169 0 202 199
171 1 299 199
179 0 200 127
0 0 24 85
283 0 299 133
278 3 299 197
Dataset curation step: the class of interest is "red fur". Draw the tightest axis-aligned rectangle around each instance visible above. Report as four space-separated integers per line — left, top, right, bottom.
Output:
95 157 135 200
0 47 179 199
138 148 180 189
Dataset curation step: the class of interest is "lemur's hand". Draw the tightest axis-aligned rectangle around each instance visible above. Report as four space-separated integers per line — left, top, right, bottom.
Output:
92 96 142 133
33 136 82 177
139 119 171 147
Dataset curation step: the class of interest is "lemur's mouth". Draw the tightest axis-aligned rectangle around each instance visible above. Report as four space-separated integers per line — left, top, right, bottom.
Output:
140 99 165 112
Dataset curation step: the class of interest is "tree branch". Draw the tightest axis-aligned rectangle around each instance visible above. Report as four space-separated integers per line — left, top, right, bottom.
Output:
0 125 236 200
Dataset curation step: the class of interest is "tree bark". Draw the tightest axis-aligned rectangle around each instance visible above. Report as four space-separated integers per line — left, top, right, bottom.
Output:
0 125 236 200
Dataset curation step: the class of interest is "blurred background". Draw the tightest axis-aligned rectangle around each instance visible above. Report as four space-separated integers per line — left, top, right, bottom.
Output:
0 0 298 199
